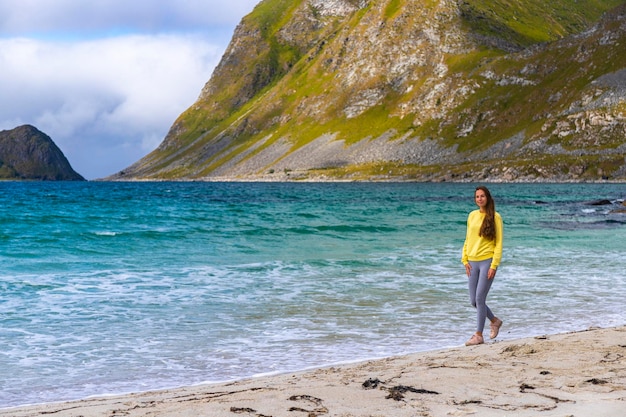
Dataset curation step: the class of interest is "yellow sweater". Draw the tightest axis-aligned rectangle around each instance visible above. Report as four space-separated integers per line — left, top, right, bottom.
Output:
462 210 503 269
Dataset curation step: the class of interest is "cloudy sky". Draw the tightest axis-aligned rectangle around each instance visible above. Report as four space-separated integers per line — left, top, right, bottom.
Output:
0 0 259 179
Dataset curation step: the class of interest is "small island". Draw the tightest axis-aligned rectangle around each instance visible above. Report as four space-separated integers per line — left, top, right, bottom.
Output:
0 125 84 181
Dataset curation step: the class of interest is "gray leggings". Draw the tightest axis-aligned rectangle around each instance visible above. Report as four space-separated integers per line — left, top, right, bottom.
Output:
468 259 495 333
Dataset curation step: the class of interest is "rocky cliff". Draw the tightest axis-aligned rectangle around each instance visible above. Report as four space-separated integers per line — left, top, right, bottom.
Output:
0 125 85 181
109 0 626 182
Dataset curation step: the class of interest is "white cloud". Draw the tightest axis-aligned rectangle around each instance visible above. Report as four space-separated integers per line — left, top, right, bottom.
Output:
0 0 260 35
0 34 226 179
0 0 259 179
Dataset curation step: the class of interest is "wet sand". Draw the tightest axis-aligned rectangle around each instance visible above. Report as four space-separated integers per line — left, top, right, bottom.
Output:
1 326 624 417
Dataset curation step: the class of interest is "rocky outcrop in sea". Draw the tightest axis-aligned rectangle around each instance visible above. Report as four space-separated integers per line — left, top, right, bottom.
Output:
0 125 85 181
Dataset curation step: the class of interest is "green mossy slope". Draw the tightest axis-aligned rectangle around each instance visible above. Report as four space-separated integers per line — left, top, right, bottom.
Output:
111 0 626 182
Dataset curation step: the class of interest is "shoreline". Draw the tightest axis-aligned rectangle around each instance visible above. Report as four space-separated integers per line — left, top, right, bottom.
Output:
96 175 626 183
3 326 624 417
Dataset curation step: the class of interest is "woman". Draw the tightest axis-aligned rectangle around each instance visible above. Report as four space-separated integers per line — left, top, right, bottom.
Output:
462 186 503 346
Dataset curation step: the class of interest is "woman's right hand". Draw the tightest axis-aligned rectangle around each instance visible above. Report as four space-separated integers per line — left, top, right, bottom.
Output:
464 263 472 277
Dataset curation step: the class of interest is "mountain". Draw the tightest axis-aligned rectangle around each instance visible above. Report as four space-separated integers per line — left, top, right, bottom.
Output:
109 0 626 182
0 125 85 181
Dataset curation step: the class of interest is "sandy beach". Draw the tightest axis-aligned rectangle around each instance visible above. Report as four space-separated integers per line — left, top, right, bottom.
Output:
2 326 624 417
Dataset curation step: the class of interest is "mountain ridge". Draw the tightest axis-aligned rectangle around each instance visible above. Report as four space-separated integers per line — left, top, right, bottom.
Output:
107 0 626 182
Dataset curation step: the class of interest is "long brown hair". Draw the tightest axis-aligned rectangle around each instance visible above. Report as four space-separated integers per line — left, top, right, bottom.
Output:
476 186 496 241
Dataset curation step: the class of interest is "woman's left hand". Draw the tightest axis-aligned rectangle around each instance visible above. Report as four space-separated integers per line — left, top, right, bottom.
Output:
488 268 497 280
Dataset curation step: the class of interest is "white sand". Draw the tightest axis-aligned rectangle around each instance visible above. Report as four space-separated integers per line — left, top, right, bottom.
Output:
2 326 625 417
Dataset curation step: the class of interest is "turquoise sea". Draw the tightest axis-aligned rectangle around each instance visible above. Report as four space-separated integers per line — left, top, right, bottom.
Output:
0 181 625 408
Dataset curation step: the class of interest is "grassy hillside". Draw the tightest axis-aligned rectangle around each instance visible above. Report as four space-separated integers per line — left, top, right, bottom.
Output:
112 0 626 181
